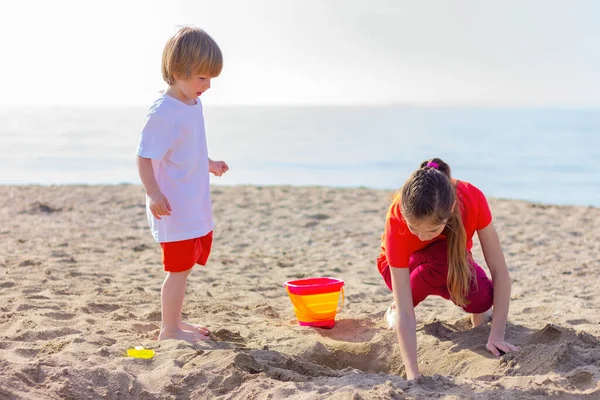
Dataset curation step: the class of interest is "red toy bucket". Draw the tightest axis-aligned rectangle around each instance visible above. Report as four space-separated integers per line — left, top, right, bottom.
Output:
284 277 345 328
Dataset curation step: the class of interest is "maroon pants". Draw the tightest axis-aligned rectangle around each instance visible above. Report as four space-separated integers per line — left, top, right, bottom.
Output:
379 240 494 314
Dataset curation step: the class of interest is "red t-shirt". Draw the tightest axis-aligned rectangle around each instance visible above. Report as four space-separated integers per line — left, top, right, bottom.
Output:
380 180 492 271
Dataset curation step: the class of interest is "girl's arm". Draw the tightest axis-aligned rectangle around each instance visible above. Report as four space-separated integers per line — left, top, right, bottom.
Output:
477 222 520 356
390 266 420 380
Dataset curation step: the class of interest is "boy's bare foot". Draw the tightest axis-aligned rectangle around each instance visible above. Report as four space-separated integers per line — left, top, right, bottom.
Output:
179 321 210 336
471 308 493 327
158 328 209 342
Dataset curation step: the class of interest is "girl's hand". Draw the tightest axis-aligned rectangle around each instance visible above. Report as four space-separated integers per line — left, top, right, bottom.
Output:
209 160 229 177
486 338 520 357
148 191 171 220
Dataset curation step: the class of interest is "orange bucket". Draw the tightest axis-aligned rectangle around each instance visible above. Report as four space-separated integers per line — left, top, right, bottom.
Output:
284 277 344 329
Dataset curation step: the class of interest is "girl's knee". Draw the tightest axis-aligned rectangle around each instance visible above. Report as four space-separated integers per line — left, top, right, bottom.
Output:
462 285 493 314
461 263 494 313
463 300 492 314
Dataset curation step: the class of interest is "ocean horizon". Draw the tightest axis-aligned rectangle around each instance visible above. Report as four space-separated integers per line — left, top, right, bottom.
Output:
1 105 598 207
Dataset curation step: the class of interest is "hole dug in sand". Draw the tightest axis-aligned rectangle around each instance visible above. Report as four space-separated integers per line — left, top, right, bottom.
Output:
233 350 343 382
297 336 404 375
224 317 600 392
256 317 497 379
295 319 405 375
231 319 406 379
291 318 600 385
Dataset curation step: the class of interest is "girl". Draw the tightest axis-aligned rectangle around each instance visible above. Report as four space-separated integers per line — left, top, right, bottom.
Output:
377 158 519 380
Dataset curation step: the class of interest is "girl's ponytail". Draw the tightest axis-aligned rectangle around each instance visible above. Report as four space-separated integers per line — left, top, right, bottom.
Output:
445 203 472 307
403 157 474 306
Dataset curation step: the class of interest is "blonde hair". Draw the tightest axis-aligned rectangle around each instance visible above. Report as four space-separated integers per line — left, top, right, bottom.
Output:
400 157 473 307
161 27 223 85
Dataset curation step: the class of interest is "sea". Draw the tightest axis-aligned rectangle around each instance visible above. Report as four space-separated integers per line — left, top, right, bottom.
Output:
1 105 598 207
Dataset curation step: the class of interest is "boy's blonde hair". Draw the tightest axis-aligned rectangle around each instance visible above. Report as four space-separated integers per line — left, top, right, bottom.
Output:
161 27 223 85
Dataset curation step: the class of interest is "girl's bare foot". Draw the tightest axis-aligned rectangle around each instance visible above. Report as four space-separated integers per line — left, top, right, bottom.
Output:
179 321 210 336
471 308 493 327
158 328 209 342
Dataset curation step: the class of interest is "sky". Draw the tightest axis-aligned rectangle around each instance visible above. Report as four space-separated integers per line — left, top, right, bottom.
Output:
1 0 599 106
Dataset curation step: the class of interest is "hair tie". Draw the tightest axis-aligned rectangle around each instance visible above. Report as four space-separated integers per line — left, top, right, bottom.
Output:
426 161 439 169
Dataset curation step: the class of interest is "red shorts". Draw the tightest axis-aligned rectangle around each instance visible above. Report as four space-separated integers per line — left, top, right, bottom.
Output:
377 240 494 314
160 231 213 273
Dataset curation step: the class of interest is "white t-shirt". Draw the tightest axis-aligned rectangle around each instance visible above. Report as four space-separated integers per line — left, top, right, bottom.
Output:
136 94 214 243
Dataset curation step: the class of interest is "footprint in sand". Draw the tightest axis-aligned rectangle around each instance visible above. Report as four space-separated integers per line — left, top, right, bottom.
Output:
306 213 330 221
303 221 320 228
80 303 120 314
27 295 50 300
19 202 63 214
566 319 589 326
15 303 60 312
18 260 41 267
12 327 81 342
42 312 76 320
133 323 160 333
133 243 151 252
253 305 280 319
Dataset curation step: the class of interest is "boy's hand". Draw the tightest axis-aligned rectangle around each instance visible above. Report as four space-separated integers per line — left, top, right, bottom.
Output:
209 160 229 177
148 191 172 220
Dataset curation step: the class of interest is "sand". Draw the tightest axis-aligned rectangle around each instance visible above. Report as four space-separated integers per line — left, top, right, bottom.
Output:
0 184 599 399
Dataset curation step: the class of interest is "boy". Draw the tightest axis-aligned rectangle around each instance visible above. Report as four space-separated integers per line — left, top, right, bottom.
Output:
136 27 228 342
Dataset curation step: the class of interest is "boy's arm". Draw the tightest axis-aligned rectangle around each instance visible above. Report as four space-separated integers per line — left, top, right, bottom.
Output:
137 156 171 219
137 156 161 195
390 266 420 380
478 223 520 356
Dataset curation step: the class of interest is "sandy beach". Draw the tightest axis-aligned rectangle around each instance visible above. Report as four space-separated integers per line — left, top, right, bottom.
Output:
1 184 599 399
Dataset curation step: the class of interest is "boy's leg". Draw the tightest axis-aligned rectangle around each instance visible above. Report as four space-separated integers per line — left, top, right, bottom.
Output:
159 234 213 342
159 269 207 342
177 232 213 336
